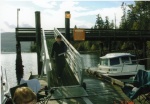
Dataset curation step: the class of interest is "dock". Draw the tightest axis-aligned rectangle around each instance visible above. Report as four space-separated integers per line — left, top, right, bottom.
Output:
33 71 142 104
15 11 150 104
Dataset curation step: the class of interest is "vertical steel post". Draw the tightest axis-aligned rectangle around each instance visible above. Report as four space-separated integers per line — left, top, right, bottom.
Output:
65 11 70 41
17 8 20 28
35 11 42 75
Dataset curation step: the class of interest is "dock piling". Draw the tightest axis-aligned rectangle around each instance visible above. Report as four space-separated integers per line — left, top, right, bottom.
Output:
35 11 42 75
65 11 70 41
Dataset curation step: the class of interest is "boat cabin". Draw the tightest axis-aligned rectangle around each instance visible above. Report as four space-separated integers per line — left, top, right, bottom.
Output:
99 53 137 66
97 53 145 77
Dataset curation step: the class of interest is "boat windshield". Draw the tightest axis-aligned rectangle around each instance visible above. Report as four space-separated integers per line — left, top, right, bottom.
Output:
100 59 108 66
110 57 120 65
121 56 130 63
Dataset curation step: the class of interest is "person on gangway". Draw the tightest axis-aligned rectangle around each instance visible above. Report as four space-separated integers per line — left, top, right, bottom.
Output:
51 35 67 81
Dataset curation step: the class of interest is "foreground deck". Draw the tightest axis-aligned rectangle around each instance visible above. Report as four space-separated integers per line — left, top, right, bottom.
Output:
32 71 142 104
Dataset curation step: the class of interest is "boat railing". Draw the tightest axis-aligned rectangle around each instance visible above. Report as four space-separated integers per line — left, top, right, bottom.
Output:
54 28 85 85
121 58 150 72
40 29 52 88
1 66 9 94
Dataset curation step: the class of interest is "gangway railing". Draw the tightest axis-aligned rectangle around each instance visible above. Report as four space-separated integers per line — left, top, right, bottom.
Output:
40 29 52 88
54 28 84 85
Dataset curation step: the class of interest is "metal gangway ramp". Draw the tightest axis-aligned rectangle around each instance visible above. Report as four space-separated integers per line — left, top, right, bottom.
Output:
40 28 92 103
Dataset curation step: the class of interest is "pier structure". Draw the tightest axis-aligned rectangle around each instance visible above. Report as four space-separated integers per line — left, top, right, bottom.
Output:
15 11 150 104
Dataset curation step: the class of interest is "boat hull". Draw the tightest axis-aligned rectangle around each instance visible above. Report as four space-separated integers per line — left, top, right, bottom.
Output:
102 71 137 79
88 67 141 79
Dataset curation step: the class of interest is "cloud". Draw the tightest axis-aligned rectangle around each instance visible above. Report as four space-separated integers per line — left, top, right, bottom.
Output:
4 21 16 29
22 23 33 27
99 7 123 27
59 1 88 12
0 1 124 32
32 0 57 9
0 2 36 32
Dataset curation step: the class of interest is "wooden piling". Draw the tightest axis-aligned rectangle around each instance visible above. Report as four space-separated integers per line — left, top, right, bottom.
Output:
65 11 70 41
35 11 42 75
15 40 24 85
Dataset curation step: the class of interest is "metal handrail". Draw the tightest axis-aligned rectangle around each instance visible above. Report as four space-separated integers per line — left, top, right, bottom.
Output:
40 29 52 88
1 66 9 93
54 28 84 85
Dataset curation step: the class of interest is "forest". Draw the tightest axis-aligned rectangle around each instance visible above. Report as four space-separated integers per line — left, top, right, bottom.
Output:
72 1 150 57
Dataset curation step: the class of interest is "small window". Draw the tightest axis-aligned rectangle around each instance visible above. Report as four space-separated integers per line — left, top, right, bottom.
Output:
121 56 130 63
100 59 108 66
110 58 120 65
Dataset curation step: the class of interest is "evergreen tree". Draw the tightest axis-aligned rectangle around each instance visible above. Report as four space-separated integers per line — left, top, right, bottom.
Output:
120 2 128 29
95 14 104 29
109 20 115 29
74 25 77 29
104 16 110 29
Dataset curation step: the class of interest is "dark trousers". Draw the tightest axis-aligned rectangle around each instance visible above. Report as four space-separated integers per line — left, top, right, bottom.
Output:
55 55 66 78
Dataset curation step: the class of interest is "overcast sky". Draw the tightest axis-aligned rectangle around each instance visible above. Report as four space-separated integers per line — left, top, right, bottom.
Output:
0 0 134 32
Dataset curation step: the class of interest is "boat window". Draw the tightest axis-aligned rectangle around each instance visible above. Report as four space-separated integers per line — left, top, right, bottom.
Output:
100 59 108 66
110 57 120 65
131 56 136 64
121 56 130 63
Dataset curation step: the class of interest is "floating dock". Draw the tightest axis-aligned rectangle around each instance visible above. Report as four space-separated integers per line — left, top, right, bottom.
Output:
31 70 142 104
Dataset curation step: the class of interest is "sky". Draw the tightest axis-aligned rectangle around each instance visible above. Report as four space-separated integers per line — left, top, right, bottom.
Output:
0 0 135 32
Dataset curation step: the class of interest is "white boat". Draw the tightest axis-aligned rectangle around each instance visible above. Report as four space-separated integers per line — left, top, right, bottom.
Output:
1 67 10 104
96 53 145 78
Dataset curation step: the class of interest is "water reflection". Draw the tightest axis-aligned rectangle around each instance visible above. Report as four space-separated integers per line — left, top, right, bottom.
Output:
1 53 37 88
81 53 100 69
15 42 24 85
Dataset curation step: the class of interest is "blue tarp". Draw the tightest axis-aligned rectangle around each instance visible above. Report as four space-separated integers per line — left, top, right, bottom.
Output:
134 69 150 87
122 70 150 100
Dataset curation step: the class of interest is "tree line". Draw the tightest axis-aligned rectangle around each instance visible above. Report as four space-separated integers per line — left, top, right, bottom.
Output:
72 1 150 57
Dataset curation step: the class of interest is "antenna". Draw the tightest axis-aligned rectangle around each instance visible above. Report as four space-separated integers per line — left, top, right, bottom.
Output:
114 13 116 29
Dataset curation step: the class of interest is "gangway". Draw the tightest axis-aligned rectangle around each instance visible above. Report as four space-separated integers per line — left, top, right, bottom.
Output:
40 28 92 103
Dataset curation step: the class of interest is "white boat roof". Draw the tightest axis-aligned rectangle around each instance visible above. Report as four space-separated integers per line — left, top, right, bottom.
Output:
100 53 135 59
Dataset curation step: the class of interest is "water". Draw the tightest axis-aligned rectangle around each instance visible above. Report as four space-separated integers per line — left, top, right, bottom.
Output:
81 53 100 69
1 53 37 88
1 52 99 88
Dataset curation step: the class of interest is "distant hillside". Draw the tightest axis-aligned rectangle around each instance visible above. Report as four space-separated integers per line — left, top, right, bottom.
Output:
1 32 31 52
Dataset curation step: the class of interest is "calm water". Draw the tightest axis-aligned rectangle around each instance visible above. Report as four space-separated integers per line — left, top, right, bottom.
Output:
1 52 99 88
81 53 100 69
1 53 38 88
